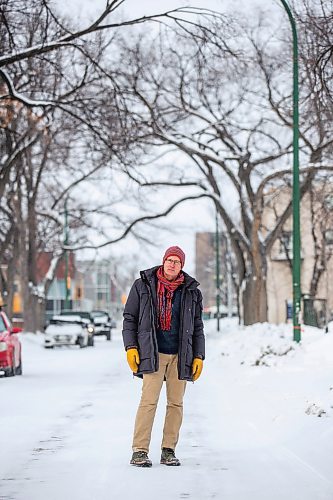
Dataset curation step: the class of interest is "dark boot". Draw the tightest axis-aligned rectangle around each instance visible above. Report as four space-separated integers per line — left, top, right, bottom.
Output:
160 447 181 466
130 450 152 467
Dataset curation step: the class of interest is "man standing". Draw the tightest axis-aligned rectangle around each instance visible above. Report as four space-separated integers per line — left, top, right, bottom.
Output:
122 246 205 467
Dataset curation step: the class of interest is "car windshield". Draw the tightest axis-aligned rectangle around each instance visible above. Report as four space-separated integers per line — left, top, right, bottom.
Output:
51 315 83 324
91 311 108 318
0 315 6 333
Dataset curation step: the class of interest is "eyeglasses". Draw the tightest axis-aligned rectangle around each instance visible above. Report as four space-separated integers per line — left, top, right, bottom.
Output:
165 258 181 266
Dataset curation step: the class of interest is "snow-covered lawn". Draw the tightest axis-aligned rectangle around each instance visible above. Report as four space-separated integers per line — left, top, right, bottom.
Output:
0 319 332 500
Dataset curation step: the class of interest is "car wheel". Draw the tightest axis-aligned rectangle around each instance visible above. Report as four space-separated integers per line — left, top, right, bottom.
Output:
44 345 54 349
79 336 86 348
106 330 111 341
4 351 16 377
16 356 23 375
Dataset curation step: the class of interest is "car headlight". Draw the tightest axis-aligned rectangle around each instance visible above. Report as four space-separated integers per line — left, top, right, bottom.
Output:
87 326 94 333
0 342 8 352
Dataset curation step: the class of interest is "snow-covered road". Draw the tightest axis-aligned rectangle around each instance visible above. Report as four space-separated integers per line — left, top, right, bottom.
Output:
1 322 333 500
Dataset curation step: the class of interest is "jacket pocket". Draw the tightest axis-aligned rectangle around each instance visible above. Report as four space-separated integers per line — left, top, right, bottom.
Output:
139 357 155 372
137 330 154 359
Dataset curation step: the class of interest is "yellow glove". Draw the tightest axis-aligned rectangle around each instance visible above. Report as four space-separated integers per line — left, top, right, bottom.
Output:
192 357 203 382
127 348 140 373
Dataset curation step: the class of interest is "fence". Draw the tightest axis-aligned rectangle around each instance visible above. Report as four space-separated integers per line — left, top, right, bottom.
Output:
302 297 327 329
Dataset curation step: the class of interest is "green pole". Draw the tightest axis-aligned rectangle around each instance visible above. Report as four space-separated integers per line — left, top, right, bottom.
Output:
64 198 70 310
215 210 221 332
280 0 301 342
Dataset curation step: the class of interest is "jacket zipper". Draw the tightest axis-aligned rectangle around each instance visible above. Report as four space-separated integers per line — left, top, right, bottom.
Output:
146 278 159 372
178 285 187 379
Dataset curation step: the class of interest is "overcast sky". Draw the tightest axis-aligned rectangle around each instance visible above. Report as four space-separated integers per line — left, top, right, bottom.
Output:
56 0 280 20
54 0 287 275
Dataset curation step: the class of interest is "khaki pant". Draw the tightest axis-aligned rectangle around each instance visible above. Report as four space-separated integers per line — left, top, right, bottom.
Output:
132 353 187 453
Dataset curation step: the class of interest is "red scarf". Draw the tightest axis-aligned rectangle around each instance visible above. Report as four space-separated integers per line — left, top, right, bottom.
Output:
156 266 184 331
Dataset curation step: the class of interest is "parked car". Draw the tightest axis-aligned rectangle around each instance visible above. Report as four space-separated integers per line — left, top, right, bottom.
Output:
44 315 94 348
91 310 115 341
0 310 23 377
60 310 96 333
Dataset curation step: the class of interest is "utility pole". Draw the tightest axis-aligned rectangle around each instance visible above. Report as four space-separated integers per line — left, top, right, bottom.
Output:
280 0 301 342
64 198 70 310
215 210 221 331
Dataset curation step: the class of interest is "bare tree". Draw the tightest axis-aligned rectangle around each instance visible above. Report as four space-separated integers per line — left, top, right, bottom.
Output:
108 5 333 325
0 0 221 329
1 1 332 328
298 0 333 102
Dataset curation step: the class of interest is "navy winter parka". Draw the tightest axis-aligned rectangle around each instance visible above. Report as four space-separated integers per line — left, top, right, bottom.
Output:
122 266 205 381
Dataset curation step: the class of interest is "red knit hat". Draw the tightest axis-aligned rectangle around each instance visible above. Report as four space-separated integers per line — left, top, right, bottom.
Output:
163 246 185 268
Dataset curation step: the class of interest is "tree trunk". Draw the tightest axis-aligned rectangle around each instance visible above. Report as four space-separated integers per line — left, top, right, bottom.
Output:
5 231 19 319
242 213 268 325
16 183 37 333
36 297 47 332
242 274 268 325
20 247 35 332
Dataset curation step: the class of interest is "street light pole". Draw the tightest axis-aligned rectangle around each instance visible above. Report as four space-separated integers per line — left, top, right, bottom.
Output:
279 0 301 342
64 198 70 310
215 210 221 332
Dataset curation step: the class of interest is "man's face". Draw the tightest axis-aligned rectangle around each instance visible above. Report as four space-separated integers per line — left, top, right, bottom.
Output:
163 255 182 281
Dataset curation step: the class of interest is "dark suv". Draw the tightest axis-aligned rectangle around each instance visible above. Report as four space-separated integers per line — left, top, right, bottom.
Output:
91 310 115 341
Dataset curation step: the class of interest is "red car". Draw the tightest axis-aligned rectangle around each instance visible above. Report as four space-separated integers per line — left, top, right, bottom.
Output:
0 310 23 377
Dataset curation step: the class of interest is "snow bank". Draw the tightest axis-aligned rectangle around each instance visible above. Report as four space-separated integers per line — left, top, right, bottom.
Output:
205 318 333 418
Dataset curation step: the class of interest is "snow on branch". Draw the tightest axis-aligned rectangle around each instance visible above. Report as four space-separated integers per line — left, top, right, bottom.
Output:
43 252 63 283
66 193 212 251
0 69 55 108
257 164 333 202
0 4 219 69
155 130 241 192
